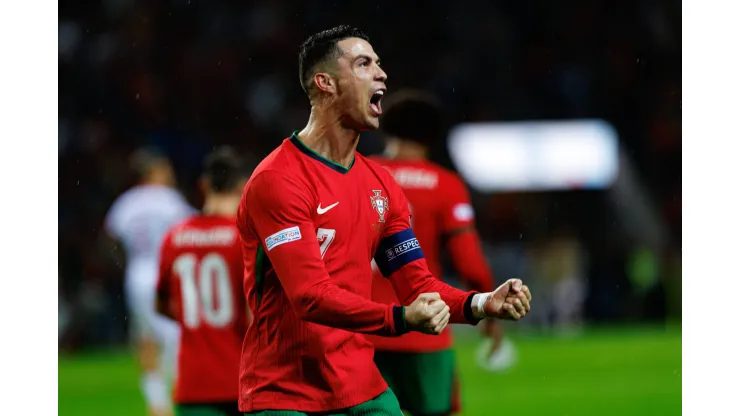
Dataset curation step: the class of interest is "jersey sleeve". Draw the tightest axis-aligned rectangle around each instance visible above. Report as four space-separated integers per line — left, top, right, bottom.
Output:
373 177 481 326
440 175 495 292
245 170 405 336
230 237 251 331
440 174 476 235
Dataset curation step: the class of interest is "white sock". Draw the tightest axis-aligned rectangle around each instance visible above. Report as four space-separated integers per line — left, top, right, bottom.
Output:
141 372 171 412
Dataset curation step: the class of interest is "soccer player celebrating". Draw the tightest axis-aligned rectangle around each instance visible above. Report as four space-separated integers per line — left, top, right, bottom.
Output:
104 148 196 416
156 147 252 416
237 25 532 416
367 90 507 416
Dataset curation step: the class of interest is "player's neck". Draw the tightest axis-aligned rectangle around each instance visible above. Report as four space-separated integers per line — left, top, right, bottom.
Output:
139 180 172 189
297 109 359 169
140 172 174 188
202 194 239 217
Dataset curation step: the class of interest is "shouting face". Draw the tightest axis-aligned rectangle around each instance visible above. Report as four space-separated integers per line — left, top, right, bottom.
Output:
328 37 388 131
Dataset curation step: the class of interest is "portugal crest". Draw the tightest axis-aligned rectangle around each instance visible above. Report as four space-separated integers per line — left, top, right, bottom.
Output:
370 190 389 223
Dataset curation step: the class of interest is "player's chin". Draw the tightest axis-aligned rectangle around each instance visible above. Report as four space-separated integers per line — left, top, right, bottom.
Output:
357 114 380 131
366 116 380 130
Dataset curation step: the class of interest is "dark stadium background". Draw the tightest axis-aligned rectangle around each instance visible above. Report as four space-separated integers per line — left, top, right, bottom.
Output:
58 1 681 415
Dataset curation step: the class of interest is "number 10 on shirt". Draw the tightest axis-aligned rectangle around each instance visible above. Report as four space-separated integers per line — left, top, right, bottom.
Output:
173 253 235 329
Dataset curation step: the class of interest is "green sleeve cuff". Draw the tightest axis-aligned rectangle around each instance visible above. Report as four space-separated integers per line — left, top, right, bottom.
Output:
392 305 410 335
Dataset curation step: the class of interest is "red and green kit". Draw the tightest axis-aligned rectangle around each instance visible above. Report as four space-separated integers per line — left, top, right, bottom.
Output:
236 133 482 413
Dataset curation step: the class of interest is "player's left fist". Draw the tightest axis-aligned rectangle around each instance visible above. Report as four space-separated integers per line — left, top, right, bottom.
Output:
405 292 451 335
483 278 532 320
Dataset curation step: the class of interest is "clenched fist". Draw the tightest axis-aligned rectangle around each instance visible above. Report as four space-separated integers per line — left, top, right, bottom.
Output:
404 292 450 335
483 279 532 320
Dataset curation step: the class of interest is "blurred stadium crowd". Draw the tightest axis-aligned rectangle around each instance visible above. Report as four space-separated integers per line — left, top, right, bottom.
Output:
58 0 680 350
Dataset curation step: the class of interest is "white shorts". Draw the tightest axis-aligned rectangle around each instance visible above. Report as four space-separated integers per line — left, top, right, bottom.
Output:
125 276 179 344
124 265 180 377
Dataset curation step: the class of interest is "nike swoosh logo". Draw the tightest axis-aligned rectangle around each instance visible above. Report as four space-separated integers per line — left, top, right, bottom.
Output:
317 202 339 215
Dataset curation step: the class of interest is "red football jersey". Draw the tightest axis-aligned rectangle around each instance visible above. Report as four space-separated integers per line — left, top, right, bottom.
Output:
156 215 248 404
366 158 495 353
236 134 481 413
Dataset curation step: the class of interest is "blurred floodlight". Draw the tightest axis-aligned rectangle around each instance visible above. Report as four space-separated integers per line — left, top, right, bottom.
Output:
447 119 619 192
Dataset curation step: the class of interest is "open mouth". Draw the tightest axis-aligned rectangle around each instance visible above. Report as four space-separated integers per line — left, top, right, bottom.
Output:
369 89 384 116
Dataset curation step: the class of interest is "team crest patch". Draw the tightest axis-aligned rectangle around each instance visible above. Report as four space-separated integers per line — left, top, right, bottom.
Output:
370 190 389 223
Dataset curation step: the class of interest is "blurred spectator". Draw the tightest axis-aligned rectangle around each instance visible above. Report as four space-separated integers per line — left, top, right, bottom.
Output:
529 228 588 335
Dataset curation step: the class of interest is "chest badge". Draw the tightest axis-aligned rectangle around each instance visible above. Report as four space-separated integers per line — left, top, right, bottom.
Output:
370 190 389 223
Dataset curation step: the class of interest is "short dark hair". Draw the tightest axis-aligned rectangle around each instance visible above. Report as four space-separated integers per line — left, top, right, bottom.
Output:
203 146 252 193
129 146 169 179
298 25 370 97
381 90 448 145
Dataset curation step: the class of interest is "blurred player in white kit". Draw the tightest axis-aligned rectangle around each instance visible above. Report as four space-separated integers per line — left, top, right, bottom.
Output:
104 147 196 416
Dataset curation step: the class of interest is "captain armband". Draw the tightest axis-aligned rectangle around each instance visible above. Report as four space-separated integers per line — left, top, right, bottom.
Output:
373 228 425 277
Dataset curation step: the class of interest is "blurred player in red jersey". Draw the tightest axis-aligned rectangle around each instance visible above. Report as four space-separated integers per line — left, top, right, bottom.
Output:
367 90 509 416
105 148 195 416
156 147 252 416
237 25 532 416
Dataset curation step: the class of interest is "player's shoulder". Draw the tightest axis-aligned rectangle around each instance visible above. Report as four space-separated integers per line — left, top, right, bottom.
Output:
240 138 315 219
127 184 183 200
246 167 305 196
175 214 232 230
394 159 466 190
401 159 458 181
158 216 193 252
106 185 152 225
366 156 464 190
246 139 304 185
110 185 187 214
165 215 239 249
163 214 200 238
107 185 143 213
431 162 468 190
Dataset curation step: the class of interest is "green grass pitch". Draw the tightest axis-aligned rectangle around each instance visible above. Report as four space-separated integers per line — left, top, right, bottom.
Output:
59 326 681 416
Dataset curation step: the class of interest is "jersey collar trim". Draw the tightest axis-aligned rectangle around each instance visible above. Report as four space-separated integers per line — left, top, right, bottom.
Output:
290 131 355 174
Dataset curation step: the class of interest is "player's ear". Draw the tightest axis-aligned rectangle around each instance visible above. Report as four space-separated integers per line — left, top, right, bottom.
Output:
313 72 336 94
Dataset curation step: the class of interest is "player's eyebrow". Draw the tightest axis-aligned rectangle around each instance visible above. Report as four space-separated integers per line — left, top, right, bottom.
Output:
354 54 380 65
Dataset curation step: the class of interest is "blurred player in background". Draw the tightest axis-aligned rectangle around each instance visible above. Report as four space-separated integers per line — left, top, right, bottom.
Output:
156 147 252 416
367 90 511 416
104 148 195 416
236 25 531 416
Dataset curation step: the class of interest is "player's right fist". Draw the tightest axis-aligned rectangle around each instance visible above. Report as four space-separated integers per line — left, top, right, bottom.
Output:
483 278 532 320
404 292 450 335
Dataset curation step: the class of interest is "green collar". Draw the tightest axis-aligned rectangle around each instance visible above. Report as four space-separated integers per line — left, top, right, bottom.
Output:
290 131 355 174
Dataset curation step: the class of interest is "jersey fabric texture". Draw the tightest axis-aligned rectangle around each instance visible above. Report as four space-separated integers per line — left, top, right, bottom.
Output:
157 215 248 404
366 158 494 353
236 134 482 413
